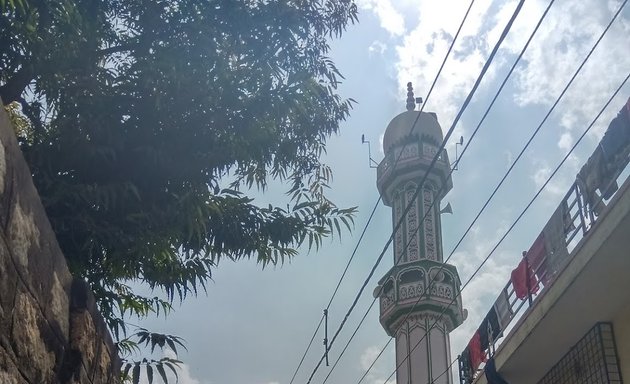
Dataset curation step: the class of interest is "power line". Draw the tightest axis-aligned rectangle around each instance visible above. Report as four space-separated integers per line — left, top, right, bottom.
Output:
355 1 628 381
305 0 527 381
420 69 630 384
430 357 459 384
288 314 325 384
288 0 480 378
289 0 479 381
372 11 630 381
289 200 379 384
320 0 561 380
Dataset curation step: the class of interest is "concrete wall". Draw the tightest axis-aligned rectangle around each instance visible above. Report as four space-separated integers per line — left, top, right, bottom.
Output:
613 301 630 382
0 104 120 383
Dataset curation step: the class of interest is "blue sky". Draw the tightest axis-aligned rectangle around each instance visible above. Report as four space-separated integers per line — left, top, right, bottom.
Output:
137 1 630 383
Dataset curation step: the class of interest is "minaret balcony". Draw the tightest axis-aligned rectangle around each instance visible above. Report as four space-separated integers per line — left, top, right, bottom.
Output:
377 139 452 205
375 259 465 336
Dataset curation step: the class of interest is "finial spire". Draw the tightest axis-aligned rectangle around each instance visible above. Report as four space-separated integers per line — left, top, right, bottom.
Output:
406 82 415 111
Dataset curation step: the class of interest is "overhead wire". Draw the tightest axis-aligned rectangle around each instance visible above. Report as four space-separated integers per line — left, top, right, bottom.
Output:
305 0 527 382
424 69 629 384
289 201 380 384
319 0 546 381
358 2 630 382
288 0 479 382
287 0 480 379
288 314 325 384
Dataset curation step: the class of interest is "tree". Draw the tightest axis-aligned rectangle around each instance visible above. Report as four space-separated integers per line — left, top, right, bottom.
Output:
1 0 358 379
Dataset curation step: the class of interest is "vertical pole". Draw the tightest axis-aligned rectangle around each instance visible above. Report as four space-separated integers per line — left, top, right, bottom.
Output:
523 251 533 306
323 309 329 367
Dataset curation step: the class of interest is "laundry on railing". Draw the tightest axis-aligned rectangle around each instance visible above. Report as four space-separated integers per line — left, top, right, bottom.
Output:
492 288 513 331
539 201 574 282
518 200 574 288
484 358 509 384
467 330 486 370
576 97 630 217
459 347 474 384
600 97 630 166
479 306 502 351
458 99 630 384
510 254 539 300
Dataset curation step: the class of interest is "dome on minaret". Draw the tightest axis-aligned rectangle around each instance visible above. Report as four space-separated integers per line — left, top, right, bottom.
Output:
376 83 453 205
382 110 443 154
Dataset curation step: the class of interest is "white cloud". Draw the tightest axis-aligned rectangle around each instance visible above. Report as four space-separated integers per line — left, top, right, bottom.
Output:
508 0 630 139
376 0 520 139
558 132 573 151
359 0 629 145
359 346 396 384
360 345 382 370
530 160 566 198
504 150 514 168
368 40 388 55
357 0 406 36
449 220 516 356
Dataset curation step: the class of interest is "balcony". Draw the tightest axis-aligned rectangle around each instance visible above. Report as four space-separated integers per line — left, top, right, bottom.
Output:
468 176 630 383
459 101 630 384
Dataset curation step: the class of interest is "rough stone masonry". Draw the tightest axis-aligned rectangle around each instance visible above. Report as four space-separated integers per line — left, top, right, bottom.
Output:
0 101 120 384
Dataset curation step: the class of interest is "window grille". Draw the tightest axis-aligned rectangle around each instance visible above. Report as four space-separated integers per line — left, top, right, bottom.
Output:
538 322 623 384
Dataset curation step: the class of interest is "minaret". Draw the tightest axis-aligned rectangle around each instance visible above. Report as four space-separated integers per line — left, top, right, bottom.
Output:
374 83 465 384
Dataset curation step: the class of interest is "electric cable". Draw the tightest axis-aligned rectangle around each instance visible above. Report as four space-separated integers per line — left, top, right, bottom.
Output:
413 69 630 384
355 1 628 382
321 0 556 380
290 200 379 384
430 357 459 384
287 0 480 379
288 0 480 382
288 314 325 384
305 0 525 381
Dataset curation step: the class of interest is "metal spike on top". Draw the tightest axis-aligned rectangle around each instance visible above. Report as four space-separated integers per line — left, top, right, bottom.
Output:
406 82 416 111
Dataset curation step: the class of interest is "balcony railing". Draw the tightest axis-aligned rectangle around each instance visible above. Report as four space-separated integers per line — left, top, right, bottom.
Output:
458 99 630 384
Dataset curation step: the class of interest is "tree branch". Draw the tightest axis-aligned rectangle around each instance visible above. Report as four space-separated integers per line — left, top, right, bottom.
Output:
0 66 33 105
97 44 138 56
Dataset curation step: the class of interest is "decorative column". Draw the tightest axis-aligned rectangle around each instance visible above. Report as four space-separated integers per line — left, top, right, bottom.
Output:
374 83 465 384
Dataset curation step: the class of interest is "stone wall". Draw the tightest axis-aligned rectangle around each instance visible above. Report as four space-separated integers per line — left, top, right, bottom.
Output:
0 104 120 383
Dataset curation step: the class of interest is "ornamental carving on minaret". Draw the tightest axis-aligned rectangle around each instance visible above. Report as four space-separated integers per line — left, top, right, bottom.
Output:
406 184 419 262
394 189 404 263
423 185 437 261
374 83 465 383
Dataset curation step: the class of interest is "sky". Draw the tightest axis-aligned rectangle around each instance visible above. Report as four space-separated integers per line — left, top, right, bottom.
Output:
136 0 630 383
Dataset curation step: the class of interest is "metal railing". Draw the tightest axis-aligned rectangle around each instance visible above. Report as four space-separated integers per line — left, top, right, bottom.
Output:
458 100 630 384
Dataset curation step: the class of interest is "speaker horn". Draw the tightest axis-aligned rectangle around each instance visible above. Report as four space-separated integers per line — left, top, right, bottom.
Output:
373 285 382 298
440 202 453 215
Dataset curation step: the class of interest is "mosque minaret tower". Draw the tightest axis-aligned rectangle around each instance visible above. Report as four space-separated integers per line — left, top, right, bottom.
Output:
374 83 465 384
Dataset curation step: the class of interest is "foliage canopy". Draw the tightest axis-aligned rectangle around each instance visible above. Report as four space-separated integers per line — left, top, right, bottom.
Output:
1 0 358 377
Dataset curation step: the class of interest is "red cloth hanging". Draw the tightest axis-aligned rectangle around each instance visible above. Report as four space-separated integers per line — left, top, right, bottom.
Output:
511 254 539 300
527 234 546 270
468 330 486 370
527 233 549 285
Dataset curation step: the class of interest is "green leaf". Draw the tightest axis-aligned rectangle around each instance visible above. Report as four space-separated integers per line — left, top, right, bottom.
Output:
122 363 132 381
3 0 358 376
156 364 168 384
146 364 153 384
132 363 140 384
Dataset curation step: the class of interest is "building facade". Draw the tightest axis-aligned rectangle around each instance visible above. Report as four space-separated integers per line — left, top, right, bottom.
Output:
458 99 630 384
374 84 465 384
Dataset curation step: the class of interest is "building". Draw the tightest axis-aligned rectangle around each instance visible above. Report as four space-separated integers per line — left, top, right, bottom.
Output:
373 83 465 384
458 99 630 384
